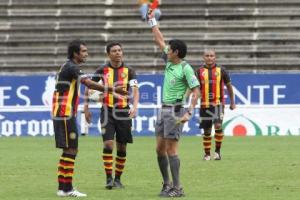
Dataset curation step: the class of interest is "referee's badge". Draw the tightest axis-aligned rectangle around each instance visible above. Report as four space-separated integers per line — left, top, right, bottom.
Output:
170 79 176 85
191 75 197 85
121 72 127 78
69 132 76 140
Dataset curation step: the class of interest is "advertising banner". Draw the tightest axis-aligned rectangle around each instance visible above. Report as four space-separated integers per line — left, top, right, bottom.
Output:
0 73 299 136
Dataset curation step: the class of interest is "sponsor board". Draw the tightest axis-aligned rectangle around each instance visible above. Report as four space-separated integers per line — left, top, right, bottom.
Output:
223 105 300 136
0 73 300 136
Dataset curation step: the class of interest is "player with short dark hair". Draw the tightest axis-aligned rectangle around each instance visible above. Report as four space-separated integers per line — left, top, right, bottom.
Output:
84 41 139 190
195 49 236 161
147 13 200 197
53 39 127 197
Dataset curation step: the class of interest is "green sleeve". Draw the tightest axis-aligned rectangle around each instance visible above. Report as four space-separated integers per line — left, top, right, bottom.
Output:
183 64 200 89
161 46 168 63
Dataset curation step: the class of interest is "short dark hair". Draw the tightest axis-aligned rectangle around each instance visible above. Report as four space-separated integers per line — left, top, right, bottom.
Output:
106 41 122 54
68 39 86 59
168 39 187 59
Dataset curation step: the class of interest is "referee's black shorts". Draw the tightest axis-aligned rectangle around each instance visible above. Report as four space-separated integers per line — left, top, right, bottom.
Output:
100 106 133 144
53 116 78 149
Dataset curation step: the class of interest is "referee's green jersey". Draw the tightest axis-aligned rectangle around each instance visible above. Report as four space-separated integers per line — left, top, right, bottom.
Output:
162 47 199 104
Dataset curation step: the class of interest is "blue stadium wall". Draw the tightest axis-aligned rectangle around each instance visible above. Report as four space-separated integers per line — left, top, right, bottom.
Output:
0 73 300 137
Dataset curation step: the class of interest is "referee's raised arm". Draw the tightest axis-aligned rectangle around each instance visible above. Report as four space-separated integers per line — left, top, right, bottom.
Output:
147 9 166 51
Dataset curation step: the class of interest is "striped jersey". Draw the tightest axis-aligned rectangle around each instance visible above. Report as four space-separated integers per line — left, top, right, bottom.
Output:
196 64 231 108
92 63 137 108
52 60 85 117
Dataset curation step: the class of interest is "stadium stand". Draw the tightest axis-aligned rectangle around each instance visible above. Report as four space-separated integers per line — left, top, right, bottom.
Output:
1 0 300 73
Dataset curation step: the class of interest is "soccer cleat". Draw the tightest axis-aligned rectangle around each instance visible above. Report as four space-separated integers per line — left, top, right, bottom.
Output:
65 189 87 197
105 178 114 190
56 190 67 197
214 152 221 160
113 179 124 189
203 154 211 161
159 183 172 197
167 187 185 197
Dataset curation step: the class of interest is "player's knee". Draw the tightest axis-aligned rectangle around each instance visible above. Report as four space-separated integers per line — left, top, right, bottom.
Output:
116 143 127 152
204 128 212 136
63 148 78 155
104 140 114 150
214 123 222 130
166 148 177 156
156 146 166 156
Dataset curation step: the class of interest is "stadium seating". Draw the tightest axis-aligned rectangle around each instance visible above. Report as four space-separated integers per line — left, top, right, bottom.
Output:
1 0 300 73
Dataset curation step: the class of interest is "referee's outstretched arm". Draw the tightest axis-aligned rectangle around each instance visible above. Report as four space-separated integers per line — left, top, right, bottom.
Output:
148 11 165 51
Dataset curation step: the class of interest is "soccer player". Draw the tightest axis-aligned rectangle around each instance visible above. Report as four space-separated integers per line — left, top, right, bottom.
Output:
195 49 236 161
147 14 200 197
84 42 139 190
53 40 128 197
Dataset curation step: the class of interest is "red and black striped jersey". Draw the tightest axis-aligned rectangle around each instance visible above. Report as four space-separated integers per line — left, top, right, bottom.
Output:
92 63 137 108
52 60 84 117
196 64 231 108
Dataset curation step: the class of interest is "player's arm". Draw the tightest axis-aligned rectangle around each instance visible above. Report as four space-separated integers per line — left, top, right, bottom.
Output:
179 65 200 123
226 83 236 110
129 86 139 118
194 68 202 99
83 87 92 123
222 67 236 110
70 66 128 96
180 86 200 123
148 10 166 51
128 69 139 118
81 78 128 96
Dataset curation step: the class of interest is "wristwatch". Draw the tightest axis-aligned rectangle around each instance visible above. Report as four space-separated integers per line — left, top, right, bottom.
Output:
187 110 193 116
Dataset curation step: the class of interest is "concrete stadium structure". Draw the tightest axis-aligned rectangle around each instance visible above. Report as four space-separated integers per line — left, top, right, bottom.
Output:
1 0 300 73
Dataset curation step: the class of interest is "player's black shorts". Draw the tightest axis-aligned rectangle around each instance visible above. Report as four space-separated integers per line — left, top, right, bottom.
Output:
100 106 133 144
53 116 78 149
199 105 224 129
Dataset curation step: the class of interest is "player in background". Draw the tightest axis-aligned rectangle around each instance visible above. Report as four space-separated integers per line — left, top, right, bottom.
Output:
195 49 236 161
147 11 200 197
84 42 139 190
53 40 127 197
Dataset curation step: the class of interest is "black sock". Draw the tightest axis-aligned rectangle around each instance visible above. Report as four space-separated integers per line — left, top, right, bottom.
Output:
169 155 180 188
157 155 170 184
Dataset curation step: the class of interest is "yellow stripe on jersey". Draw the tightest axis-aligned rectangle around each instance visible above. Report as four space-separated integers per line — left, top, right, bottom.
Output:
204 68 209 108
108 67 114 107
215 67 221 105
53 92 59 116
121 67 129 108
65 79 76 116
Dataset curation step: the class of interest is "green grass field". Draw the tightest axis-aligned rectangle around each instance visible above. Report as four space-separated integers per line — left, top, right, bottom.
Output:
0 136 299 200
